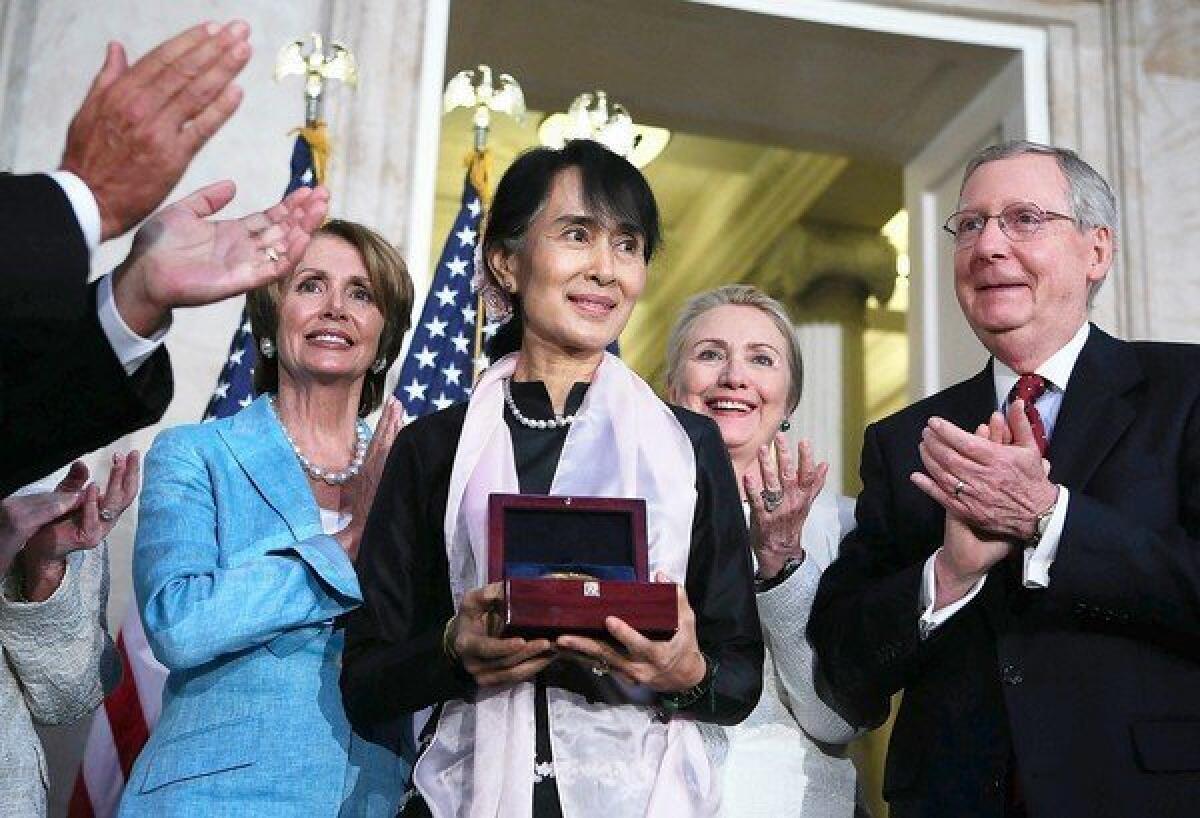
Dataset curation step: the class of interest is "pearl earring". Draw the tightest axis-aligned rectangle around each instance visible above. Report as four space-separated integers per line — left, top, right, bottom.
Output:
259 337 275 359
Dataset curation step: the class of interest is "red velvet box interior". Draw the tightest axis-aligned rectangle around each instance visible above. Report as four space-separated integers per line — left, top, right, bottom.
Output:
487 493 678 640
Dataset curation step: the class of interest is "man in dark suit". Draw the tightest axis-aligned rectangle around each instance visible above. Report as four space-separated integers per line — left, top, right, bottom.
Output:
0 21 329 497
809 141 1200 818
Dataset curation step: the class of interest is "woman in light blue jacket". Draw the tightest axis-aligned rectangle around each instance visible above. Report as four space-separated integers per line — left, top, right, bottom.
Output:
119 219 414 817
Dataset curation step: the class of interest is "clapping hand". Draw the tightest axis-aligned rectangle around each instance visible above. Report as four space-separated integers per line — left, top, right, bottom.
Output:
742 434 828 580
60 22 252 241
5 453 140 601
928 415 1017 608
335 396 405 563
112 181 330 337
912 401 1055 541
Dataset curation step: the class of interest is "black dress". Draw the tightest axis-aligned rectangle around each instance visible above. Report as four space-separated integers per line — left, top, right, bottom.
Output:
341 381 763 816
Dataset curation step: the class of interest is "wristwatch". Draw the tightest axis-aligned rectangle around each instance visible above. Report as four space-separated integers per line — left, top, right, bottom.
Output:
754 554 804 593
656 651 717 721
1028 486 1060 545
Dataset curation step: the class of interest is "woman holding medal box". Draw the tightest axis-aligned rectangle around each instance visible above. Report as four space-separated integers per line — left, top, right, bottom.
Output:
342 139 763 818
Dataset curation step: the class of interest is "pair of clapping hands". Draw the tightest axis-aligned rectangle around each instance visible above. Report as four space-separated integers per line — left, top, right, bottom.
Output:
0 455 139 601
912 400 1059 605
447 575 707 694
60 20 331 338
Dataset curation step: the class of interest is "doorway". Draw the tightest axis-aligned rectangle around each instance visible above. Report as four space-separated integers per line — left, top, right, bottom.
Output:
411 3 1048 810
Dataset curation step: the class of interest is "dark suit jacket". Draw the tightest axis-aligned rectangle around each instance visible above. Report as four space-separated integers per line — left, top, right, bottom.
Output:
809 326 1200 818
0 173 172 495
0 172 91 327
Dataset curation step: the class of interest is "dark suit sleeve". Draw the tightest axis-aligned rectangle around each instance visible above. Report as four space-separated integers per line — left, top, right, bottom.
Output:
676 415 763 725
1047 397 1200 647
0 173 90 327
0 280 172 496
808 422 933 729
340 421 475 729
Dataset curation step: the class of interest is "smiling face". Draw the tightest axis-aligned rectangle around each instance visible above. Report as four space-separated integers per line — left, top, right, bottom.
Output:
489 167 647 361
673 304 792 469
276 234 385 388
954 154 1112 367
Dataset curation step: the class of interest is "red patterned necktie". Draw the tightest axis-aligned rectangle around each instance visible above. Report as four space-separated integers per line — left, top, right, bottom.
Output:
1010 373 1049 456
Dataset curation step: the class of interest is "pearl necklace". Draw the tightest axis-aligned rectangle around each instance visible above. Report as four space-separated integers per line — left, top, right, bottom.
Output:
502 378 578 430
270 396 370 485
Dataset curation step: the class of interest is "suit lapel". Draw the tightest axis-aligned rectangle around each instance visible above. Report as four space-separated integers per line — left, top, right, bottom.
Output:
1046 325 1142 490
215 395 320 540
941 362 999 434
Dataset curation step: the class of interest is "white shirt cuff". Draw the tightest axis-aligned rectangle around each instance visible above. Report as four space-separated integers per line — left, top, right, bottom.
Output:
918 549 987 639
48 170 101 254
1022 486 1069 589
97 273 169 375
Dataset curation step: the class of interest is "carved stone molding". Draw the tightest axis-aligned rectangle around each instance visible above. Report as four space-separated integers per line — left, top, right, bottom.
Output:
753 223 897 308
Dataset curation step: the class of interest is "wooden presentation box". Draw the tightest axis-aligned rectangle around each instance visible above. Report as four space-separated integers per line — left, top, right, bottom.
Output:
487 494 677 640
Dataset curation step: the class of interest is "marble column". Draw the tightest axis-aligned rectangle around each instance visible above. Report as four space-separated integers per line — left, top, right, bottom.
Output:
753 223 895 496
789 278 870 496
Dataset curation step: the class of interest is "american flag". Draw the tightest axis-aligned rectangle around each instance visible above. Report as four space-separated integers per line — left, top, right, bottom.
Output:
202 133 319 420
393 170 497 420
68 129 322 818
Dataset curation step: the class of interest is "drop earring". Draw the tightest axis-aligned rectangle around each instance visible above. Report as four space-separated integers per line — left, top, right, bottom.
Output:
371 357 387 374
779 418 791 432
259 337 275 359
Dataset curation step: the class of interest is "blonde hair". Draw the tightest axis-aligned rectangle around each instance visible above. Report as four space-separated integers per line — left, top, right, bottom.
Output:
665 285 803 413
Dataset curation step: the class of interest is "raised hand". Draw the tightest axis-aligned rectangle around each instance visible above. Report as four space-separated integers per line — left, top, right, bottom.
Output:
60 21 253 241
556 576 706 694
1 470 86 578
742 434 829 580
112 181 331 336
449 583 555 687
24 452 139 563
911 404 1056 541
924 417 1017 608
1 453 140 599
336 396 405 562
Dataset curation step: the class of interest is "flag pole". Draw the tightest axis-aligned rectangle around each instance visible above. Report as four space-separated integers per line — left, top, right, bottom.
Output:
468 141 492 383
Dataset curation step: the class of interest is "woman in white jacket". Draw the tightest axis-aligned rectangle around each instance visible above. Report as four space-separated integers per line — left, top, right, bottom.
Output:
667 285 866 818
0 456 137 818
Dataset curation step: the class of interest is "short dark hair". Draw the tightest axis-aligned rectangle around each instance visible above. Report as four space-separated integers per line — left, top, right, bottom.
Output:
246 219 414 417
481 139 661 359
484 139 661 266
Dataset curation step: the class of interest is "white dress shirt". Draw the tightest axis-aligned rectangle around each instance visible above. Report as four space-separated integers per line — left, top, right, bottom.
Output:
47 171 168 375
919 321 1091 635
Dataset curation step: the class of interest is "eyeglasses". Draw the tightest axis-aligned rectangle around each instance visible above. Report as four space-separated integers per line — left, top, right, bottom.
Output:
942 202 1076 247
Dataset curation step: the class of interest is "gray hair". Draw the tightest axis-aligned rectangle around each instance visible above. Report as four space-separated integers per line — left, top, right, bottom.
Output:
962 140 1118 239
664 285 804 413
962 141 1118 303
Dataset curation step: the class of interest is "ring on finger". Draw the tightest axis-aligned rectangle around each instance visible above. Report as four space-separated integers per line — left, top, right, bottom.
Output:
952 478 967 499
264 246 280 263
591 659 610 677
99 508 117 523
761 487 785 513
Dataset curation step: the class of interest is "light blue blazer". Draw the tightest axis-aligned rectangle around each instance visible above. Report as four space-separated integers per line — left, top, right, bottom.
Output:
118 396 409 818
